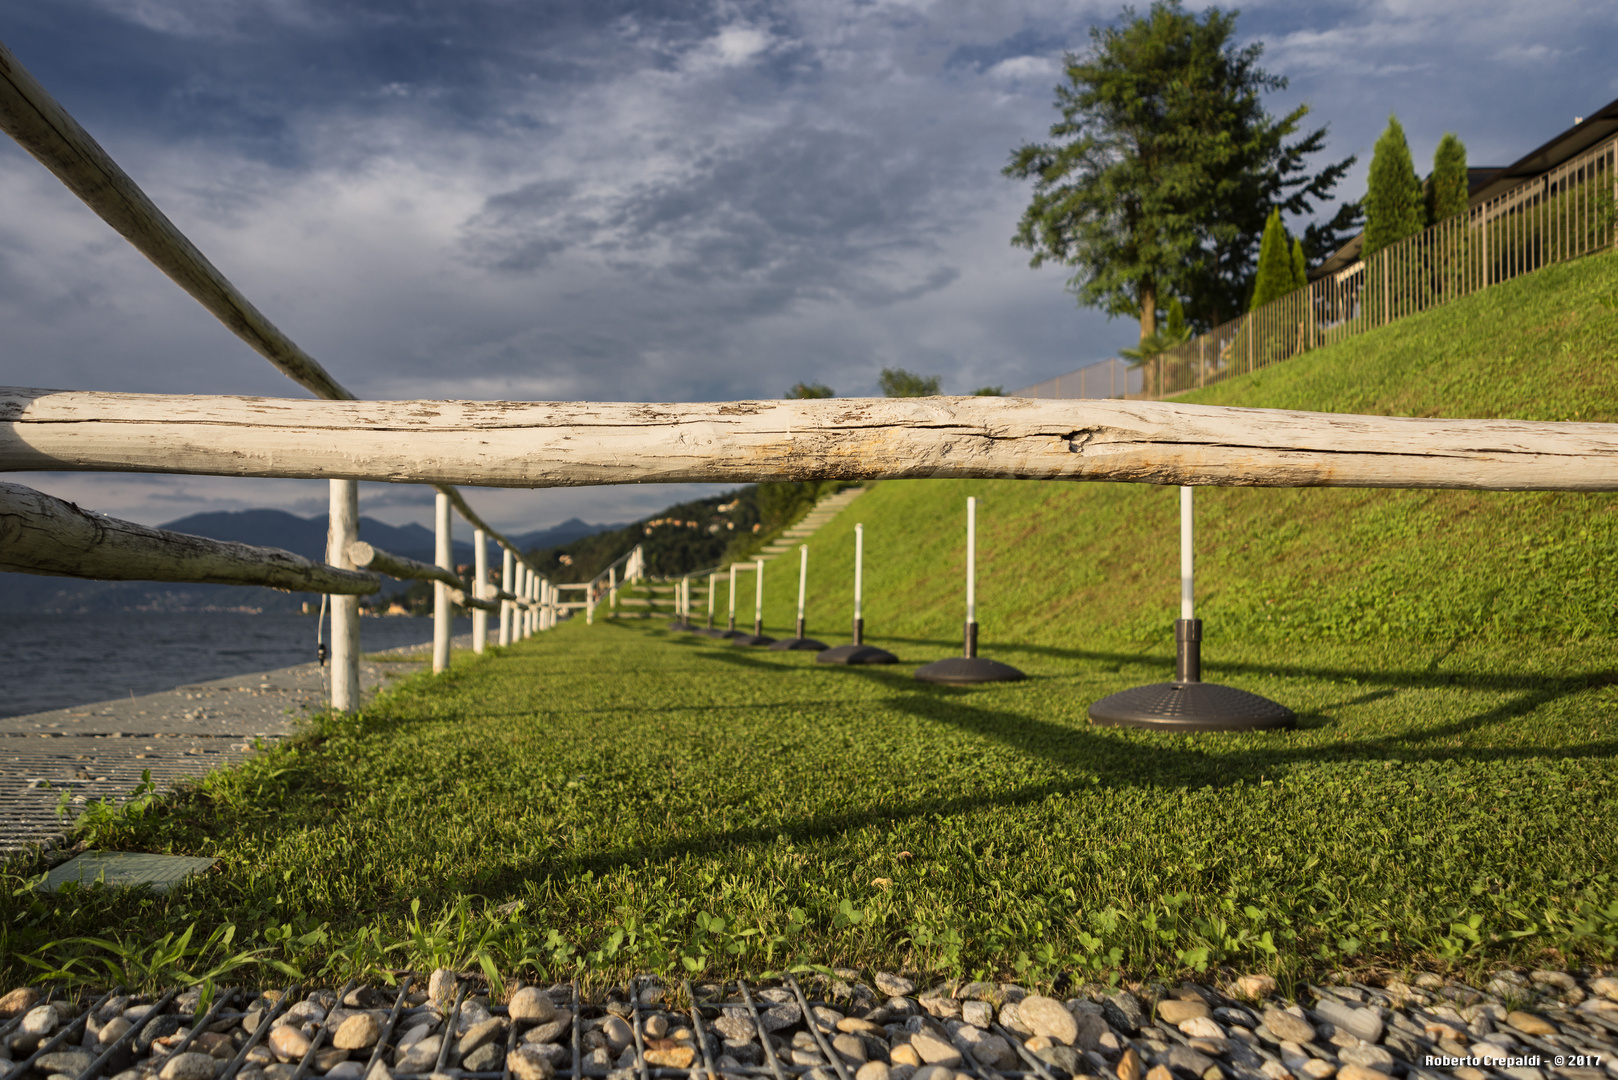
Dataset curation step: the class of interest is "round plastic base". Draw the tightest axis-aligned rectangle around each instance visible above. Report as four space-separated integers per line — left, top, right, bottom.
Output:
816 644 899 665
769 637 827 651
1088 681 1295 732
731 634 776 646
913 657 1026 684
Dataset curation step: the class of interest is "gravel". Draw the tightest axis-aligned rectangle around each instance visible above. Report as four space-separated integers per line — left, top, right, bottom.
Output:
2 966 1615 1080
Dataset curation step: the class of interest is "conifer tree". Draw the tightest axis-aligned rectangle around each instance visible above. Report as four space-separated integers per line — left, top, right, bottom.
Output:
1249 207 1294 310
1363 115 1424 257
1290 236 1308 290
1425 133 1469 226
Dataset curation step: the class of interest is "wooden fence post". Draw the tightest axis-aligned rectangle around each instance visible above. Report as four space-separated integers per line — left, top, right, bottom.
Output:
327 479 361 712
500 548 514 645
433 491 452 673
472 528 488 653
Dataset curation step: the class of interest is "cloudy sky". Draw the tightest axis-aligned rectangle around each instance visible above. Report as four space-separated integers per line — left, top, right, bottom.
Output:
2 0 1615 535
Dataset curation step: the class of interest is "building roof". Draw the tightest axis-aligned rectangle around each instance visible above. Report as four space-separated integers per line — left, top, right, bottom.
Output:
1308 94 1618 282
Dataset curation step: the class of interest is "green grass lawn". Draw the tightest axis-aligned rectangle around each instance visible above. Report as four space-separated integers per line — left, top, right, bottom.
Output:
3 250 1616 992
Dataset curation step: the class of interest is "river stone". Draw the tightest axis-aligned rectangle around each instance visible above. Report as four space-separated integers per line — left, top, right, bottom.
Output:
262 1066 298 1080
599 1016 632 1055
960 1001 993 1029
1338 1045 1394 1073
998 1002 1032 1037
508 989 557 1025
324 1064 366 1080
524 1043 567 1068
759 1003 802 1033
968 1035 1015 1070
1181 1018 1225 1040
334 1013 383 1050
1 989 41 1019
1071 1011 1110 1052
98 1017 133 1047
1337 1065 1388 1080
1103 994 1146 1035
1116 1047 1143 1080
459 1019 507 1057
1019 997 1078 1045
1159 1000 1211 1025
158 1052 218 1080
463 1042 505 1073
910 1033 961 1066
890 1045 922 1068
21 1006 59 1037
428 970 458 1013
38 1051 95 1076
644 1045 696 1069
396 1024 436 1052
267 1025 311 1063
911 1067 954 1080
713 1013 754 1042
1314 1000 1382 1044
856 1063 891 1080
396 1035 441 1072
1234 976 1277 1002
1168 1045 1217 1075
832 1034 868 1064
1506 1012 1558 1036
522 1014 571 1046
876 974 915 998
509 1047 555 1080
1263 1009 1315 1045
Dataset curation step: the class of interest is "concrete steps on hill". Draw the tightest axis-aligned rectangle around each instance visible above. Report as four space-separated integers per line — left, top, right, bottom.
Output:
756 486 866 559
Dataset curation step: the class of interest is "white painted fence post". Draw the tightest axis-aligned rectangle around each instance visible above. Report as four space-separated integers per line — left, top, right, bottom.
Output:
707 570 717 630
326 479 360 712
500 548 514 645
609 566 618 617
433 491 452 674
795 544 808 640
472 527 488 654
728 563 738 633
754 556 765 637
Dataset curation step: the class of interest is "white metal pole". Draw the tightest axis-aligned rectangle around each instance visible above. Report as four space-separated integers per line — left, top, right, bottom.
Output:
966 496 977 624
516 564 528 638
433 491 452 674
796 545 808 636
326 479 360 712
500 548 513 645
609 565 617 615
707 571 717 629
472 528 488 653
854 523 864 621
754 557 765 635
1180 486 1195 620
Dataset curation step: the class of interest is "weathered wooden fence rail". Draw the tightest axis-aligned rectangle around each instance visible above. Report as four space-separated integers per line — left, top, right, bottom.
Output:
4 387 1618 491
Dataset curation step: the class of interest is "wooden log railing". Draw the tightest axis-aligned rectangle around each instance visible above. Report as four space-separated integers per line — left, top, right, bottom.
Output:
346 541 500 613
1 481 378 594
4 388 1618 491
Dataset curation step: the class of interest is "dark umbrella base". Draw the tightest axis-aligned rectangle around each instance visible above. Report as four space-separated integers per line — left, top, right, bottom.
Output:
817 644 899 665
667 620 696 632
731 634 776 646
1088 681 1295 732
913 657 1026 684
769 637 828 651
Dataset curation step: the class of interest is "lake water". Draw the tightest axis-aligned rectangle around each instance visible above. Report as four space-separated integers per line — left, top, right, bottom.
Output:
0 612 470 718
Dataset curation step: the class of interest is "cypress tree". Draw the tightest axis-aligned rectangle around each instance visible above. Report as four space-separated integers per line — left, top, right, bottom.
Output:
1249 206 1293 311
1364 115 1424 257
1290 236 1308 290
1425 132 1469 225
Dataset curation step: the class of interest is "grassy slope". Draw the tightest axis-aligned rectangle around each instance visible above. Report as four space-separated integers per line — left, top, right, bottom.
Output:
4 251 1616 992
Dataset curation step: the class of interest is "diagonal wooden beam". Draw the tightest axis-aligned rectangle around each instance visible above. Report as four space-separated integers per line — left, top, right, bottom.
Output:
0 481 379 593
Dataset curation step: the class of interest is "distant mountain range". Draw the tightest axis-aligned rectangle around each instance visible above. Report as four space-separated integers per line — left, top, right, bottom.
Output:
0 509 623 614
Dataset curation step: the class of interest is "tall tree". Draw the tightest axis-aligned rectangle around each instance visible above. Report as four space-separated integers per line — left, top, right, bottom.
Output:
1249 207 1294 311
1425 132 1469 226
878 368 941 397
1290 236 1308 291
1364 115 1424 257
1006 0 1358 343
784 381 834 399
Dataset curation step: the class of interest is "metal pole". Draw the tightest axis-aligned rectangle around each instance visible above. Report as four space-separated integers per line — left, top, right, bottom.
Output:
707 571 716 630
964 496 977 659
853 523 864 645
609 565 617 616
433 491 452 673
472 528 488 653
1176 486 1201 683
796 545 808 640
728 563 737 633
326 479 360 712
